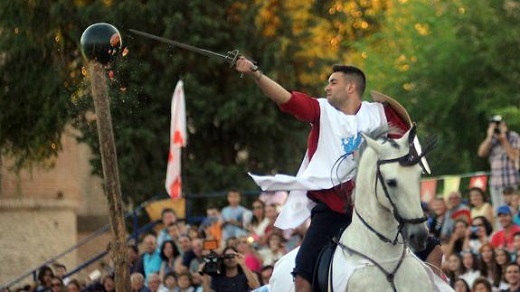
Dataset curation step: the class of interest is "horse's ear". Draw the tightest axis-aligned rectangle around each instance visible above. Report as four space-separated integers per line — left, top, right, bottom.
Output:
361 132 384 155
406 123 433 174
407 124 417 147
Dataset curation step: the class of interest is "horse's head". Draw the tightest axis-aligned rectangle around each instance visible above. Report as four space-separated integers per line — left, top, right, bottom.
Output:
357 125 434 251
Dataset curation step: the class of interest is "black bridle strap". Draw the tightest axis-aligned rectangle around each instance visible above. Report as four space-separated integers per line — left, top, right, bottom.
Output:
357 152 427 245
355 209 396 244
335 238 407 292
376 155 428 225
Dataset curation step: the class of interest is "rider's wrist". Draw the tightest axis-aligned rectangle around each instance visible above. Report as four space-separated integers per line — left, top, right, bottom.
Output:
252 70 263 82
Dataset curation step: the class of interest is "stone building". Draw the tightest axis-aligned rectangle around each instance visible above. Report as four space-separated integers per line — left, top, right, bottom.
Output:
0 126 111 287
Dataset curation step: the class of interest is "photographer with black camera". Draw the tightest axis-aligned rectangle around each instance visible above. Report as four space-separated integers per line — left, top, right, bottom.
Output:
199 246 260 292
478 115 519 209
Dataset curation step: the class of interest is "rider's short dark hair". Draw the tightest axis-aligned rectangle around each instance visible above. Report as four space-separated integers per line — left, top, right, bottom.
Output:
331 64 366 96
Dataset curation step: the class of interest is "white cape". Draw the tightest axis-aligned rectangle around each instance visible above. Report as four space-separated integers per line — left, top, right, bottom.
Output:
250 100 386 229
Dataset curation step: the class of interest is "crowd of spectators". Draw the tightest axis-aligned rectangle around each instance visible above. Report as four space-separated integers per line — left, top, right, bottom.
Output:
5 116 517 292
430 187 520 292
17 188 520 292
6 189 302 292
434 115 519 292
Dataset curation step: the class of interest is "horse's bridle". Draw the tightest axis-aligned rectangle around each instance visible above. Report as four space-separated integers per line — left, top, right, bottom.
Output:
336 153 428 292
375 152 428 244
358 127 432 245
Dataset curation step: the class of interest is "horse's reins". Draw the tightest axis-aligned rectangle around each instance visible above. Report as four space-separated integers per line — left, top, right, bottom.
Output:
354 151 429 246
334 237 407 292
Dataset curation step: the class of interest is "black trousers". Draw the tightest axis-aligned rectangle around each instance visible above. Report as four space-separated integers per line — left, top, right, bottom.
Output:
292 203 352 282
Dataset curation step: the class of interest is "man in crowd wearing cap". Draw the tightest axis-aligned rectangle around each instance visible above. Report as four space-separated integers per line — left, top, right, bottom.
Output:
478 115 519 208
490 205 520 253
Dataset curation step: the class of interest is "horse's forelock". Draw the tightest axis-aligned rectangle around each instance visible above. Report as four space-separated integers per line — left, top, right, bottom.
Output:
357 126 390 159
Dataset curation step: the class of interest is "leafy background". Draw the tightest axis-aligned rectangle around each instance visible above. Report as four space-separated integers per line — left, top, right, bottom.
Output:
0 0 518 210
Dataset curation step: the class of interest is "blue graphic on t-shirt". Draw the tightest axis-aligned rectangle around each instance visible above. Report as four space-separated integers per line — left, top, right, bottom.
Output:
341 133 362 156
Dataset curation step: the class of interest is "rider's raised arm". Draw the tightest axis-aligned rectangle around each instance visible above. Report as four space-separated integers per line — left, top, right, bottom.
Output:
235 56 291 105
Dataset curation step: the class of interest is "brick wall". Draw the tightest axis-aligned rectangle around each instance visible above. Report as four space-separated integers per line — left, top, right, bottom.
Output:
0 199 78 286
0 125 113 288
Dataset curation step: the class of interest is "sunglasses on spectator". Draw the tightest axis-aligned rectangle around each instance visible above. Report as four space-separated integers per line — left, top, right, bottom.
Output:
222 254 236 259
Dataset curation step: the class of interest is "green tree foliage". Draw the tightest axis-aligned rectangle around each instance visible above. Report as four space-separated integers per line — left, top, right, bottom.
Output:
0 0 81 170
1 0 517 208
352 0 520 175
76 0 316 203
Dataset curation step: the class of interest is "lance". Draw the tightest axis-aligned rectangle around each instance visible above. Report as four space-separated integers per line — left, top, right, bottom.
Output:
129 29 257 70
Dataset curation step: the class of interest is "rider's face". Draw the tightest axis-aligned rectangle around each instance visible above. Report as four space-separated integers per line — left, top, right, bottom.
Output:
325 72 350 108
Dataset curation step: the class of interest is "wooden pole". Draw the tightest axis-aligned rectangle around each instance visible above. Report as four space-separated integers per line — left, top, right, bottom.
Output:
87 61 130 291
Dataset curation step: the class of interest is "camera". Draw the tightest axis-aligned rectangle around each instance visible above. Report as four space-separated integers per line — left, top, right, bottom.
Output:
489 115 502 135
202 250 220 275
469 226 481 239
201 240 220 275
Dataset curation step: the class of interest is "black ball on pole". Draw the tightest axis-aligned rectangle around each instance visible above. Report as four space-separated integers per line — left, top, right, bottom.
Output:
80 23 122 65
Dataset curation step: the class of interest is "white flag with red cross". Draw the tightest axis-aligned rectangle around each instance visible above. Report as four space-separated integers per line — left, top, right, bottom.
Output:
165 80 187 199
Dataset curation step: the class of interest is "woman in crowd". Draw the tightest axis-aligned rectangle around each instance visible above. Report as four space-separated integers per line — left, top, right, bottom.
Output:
460 251 481 287
478 243 507 290
496 248 513 291
159 240 181 281
247 199 270 247
463 216 493 254
444 253 464 287
236 235 263 273
453 278 471 292
469 187 495 229
35 265 54 292
496 248 513 277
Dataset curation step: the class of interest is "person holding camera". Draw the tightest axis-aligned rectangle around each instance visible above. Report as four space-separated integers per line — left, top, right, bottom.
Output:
478 115 520 208
462 216 493 255
200 246 260 292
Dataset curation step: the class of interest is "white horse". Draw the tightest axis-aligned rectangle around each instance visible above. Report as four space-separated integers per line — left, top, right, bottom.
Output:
256 127 453 292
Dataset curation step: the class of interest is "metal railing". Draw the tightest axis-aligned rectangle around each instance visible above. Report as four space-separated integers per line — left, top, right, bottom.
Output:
0 195 163 290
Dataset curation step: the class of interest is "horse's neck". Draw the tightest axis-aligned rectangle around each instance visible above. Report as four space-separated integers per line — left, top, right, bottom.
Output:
342 212 404 258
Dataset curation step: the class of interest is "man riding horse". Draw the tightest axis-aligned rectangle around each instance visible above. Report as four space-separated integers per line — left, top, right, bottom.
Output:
235 58 433 291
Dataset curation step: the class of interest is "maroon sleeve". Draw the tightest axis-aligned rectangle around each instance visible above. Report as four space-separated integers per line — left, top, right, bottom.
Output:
278 91 320 158
384 103 410 139
278 91 320 124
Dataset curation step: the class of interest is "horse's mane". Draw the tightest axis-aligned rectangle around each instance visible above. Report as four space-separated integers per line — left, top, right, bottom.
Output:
330 125 404 185
355 125 404 164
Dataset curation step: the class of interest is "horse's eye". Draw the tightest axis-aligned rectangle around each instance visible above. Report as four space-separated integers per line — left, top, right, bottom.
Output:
386 179 397 187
